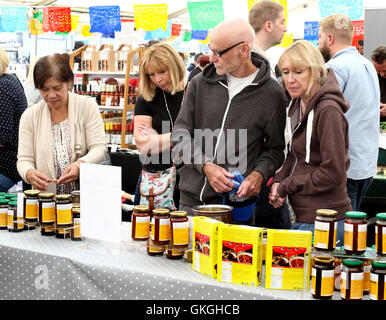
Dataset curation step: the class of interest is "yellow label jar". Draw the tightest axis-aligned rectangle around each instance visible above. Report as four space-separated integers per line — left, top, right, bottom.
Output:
375 212 386 256
38 192 55 225
23 190 40 223
340 259 363 300
7 201 23 232
55 194 73 228
170 211 189 247
311 256 335 299
151 208 170 245
370 260 386 300
147 239 165 256
71 207 82 241
0 198 8 230
344 211 367 255
131 205 150 241
314 209 337 251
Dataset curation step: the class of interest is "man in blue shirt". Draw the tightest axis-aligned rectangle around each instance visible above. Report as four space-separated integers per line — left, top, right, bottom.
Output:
317 14 380 211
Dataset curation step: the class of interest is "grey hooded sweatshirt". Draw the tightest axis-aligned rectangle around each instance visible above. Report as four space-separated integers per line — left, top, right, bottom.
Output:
171 52 287 208
273 69 352 223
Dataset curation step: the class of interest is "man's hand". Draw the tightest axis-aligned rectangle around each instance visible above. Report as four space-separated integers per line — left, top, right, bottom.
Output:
26 169 54 191
269 182 286 208
203 163 234 193
236 170 264 198
381 103 386 117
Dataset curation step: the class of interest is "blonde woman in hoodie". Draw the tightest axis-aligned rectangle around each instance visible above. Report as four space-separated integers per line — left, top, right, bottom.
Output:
269 40 352 244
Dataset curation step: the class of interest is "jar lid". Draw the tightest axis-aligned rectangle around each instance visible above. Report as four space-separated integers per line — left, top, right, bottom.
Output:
153 208 170 215
24 190 40 196
8 201 17 206
371 260 386 268
0 199 9 204
133 205 150 212
345 211 367 219
314 256 334 264
316 209 337 217
55 194 71 200
5 193 17 198
38 192 55 198
342 258 363 267
376 213 386 220
170 211 187 217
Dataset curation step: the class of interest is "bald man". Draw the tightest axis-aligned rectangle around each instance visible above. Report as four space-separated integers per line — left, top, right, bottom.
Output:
171 18 287 225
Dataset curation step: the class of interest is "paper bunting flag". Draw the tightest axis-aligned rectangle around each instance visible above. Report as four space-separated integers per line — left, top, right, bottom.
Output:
199 33 210 44
89 6 121 35
318 0 363 20
351 20 364 46
172 24 182 36
187 0 224 30
134 4 168 32
1 7 28 32
81 25 93 37
146 20 172 39
304 21 320 41
42 7 71 33
71 15 80 32
191 30 208 41
182 31 192 42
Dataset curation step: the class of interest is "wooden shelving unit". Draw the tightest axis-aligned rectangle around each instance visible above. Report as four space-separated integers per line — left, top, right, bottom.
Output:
69 45 145 148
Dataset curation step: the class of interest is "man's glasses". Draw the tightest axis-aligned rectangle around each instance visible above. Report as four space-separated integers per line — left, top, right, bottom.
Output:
208 41 247 57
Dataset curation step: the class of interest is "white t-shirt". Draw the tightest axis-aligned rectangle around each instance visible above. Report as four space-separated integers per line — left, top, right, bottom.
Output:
226 70 259 100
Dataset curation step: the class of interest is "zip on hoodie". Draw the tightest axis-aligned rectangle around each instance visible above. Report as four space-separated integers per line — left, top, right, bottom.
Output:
199 80 260 203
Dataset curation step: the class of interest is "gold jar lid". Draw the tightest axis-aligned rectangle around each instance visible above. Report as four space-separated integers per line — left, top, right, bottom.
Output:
133 205 150 212
316 209 337 217
153 208 170 215
314 256 334 264
38 192 55 198
72 207 81 214
170 211 187 217
24 190 40 196
55 194 71 200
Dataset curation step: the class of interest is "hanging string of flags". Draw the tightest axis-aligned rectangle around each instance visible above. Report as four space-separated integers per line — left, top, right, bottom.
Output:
0 0 365 48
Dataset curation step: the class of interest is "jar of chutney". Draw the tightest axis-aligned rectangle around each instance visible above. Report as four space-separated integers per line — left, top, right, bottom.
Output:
131 205 150 241
370 260 386 300
311 256 335 299
314 209 337 251
340 258 363 300
170 211 189 247
23 190 40 223
71 207 82 241
151 208 170 245
7 201 23 232
38 192 56 226
375 212 386 256
55 194 73 228
0 198 8 230
344 211 367 255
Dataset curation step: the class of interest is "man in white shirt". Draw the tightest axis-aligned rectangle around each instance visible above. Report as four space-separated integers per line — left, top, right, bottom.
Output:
318 14 380 211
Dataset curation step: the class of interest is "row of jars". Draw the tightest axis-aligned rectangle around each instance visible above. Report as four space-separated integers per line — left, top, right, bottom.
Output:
131 205 190 259
314 209 386 256
0 190 81 241
311 256 386 300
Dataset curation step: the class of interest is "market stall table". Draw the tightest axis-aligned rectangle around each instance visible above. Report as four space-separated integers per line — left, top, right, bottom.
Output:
0 223 366 300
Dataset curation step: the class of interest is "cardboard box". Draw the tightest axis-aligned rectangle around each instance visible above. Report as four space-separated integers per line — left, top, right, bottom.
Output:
192 217 223 279
81 45 98 72
97 44 116 72
116 44 133 72
217 224 263 287
265 229 312 291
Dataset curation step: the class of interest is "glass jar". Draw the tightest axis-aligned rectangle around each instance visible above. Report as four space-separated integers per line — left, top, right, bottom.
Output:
340 258 364 300
7 201 23 232
56 227 71 239
370 260 386 300
147 239 165 256
71 207 82 241
314 209 337 251
311 256 335 299
363 259 371 295
40 224 55 236
170 211 189 247
375 212 386 256
71 190 80 207
334 256 343 291
131 205 151 241
38 192 56 226
151 208 170 245
55 194 73 228
23 190 40 223
0 198 8 230
165 244 186 259
344 211 367 255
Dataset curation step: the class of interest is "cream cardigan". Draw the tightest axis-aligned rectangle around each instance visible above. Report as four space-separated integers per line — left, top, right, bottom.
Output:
17 91 107 193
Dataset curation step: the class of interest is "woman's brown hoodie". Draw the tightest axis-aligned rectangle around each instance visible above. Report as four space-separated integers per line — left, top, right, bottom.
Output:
273 69 352 223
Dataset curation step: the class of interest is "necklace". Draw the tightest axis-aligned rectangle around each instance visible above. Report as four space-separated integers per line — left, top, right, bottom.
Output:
162 90 184 131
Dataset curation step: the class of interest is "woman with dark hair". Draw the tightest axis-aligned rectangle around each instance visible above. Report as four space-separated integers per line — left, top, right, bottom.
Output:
17 53 107 194
187 55 210 82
